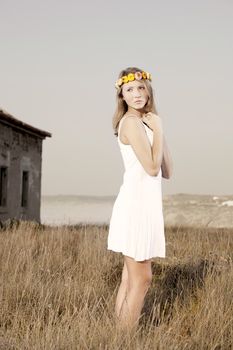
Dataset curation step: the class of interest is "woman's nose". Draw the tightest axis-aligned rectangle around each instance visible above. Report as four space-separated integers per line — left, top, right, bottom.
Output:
133 90 141 97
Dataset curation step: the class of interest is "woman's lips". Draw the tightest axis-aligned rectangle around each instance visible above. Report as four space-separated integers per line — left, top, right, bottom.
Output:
135 100 143 103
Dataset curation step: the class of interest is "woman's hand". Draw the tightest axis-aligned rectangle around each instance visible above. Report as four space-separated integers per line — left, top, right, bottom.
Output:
142 112 163 132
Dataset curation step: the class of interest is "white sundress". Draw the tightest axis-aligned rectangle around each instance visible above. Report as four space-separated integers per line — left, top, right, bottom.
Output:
107 115 166 261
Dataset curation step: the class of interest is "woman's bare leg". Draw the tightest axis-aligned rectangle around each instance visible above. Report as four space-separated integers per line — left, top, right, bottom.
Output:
118 255 152 330
115 260 129 318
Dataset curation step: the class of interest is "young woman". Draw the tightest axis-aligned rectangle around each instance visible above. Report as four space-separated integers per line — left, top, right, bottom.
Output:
107 67 173 330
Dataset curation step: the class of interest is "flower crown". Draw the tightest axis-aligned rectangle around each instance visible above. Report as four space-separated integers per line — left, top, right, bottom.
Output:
115 71 152 90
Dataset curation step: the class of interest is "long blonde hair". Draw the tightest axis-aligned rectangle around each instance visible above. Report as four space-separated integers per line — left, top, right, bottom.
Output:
112 67 158 136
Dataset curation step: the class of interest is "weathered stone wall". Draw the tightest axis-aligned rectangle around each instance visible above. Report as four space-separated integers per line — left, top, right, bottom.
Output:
0 122 43 223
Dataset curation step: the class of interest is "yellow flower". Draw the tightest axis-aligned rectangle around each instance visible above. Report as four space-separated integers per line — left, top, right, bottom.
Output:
142 71 147 79
127 73 135 81
122 75 129 83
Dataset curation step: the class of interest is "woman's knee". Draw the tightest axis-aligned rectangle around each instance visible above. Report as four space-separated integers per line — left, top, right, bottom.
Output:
124 256 152 288
130 270 152 291
141 270 152 287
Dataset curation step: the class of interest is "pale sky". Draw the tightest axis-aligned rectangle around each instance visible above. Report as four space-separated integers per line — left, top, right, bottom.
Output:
1 0 232 196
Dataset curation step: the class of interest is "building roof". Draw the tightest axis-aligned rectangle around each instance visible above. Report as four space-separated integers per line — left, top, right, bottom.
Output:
0 108 52 139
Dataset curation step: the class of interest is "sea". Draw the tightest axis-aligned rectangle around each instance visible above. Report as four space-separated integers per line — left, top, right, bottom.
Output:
41 194 233 228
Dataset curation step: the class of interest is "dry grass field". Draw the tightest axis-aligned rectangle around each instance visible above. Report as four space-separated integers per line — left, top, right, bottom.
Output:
0 221 232 349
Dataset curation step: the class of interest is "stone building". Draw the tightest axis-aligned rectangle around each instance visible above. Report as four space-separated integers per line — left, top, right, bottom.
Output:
0 109 51 224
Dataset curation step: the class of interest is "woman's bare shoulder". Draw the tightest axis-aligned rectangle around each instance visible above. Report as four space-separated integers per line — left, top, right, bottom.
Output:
121 114 145 139
121 114 143 127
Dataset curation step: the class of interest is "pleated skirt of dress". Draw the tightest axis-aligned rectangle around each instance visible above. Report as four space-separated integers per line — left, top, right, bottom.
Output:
107 173 166 262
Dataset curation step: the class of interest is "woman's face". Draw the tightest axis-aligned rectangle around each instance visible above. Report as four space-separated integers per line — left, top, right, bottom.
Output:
122 80 149 110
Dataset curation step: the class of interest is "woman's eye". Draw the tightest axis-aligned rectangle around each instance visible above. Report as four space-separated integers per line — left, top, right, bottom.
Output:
127 86 144 91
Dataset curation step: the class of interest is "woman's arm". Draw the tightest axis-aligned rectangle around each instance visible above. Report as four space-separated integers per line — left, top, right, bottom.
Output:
161 134 173 179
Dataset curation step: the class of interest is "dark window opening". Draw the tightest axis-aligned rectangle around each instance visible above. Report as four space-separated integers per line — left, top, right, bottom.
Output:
21 171 29 207
0 166 8 207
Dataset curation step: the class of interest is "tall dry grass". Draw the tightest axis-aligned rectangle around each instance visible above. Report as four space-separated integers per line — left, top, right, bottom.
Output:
0 221 232 349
